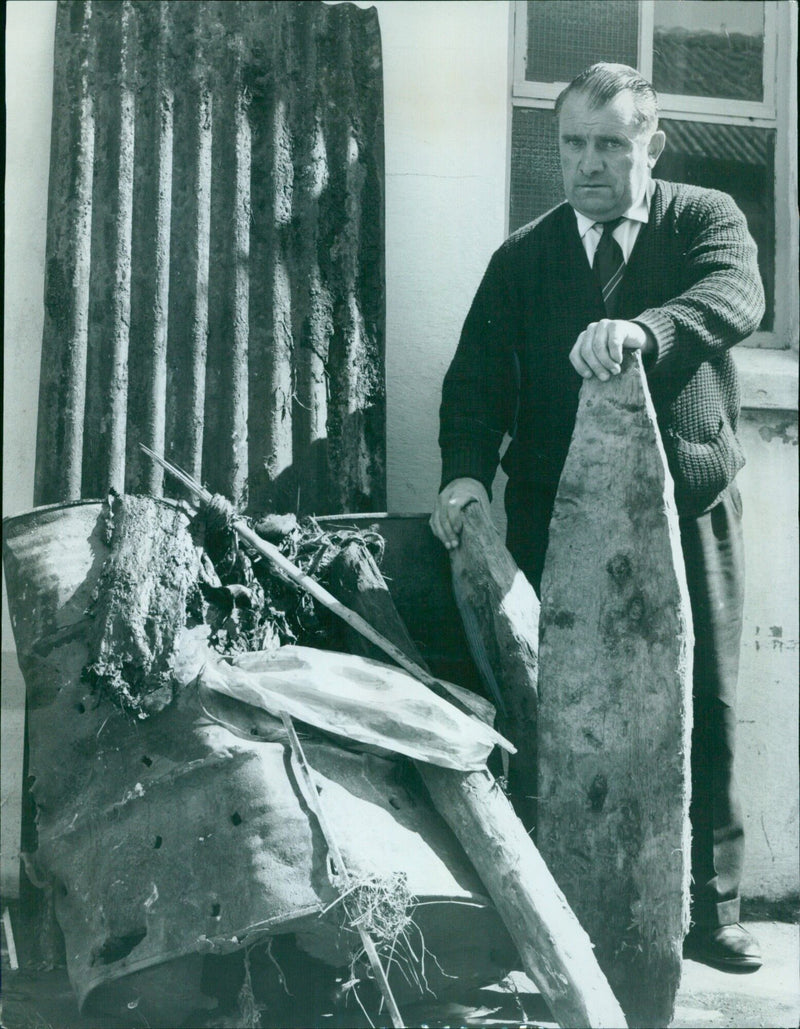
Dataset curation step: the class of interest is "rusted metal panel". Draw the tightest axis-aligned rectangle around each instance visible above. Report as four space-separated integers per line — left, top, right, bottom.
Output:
3 501 515 1020
36 0 386 516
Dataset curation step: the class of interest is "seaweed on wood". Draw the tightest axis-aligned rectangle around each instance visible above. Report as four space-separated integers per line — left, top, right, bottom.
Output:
84 494 201 716
189 503 386 657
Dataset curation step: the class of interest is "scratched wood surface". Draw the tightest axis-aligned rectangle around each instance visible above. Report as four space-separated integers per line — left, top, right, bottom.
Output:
537 353 693 1028
328 542 628 1029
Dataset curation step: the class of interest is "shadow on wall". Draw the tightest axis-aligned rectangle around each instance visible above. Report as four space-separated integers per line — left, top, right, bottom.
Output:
239 412 385 518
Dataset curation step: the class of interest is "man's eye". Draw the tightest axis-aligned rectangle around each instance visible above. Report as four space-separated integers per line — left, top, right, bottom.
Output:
564 139 583 149
601 140 623 150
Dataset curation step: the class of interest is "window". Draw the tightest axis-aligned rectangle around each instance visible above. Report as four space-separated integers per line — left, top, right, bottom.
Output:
510 0 797 348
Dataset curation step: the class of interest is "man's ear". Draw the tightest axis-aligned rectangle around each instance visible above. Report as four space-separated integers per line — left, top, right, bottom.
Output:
648 130 666 167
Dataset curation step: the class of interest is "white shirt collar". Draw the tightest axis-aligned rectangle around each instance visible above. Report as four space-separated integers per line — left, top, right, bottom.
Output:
574 178 654 239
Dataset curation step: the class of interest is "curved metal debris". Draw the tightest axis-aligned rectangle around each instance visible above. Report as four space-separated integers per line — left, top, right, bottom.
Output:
2 499 516 1018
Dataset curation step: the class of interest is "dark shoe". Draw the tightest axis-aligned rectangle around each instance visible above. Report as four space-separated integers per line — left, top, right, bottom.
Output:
684 923 763 972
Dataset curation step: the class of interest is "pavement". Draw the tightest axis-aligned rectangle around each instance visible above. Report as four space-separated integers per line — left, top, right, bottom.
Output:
2 918 797 1028
403 920 800 1028
671 921 800 1029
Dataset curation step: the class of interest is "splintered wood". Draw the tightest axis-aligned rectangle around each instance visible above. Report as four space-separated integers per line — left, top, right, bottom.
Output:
538 353 693 1029
450 502 540 830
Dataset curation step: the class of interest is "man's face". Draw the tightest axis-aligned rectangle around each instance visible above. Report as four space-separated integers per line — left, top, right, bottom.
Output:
558 90 665 221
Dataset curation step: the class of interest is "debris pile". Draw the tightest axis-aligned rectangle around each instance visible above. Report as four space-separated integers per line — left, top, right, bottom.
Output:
190 503 386 658
83 492 386 719
79 492 436 1022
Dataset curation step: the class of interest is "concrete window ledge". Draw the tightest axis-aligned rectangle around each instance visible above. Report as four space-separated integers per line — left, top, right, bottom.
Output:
735 347 799 411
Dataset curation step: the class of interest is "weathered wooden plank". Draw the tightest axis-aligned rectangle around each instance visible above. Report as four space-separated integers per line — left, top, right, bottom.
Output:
537 352 693 1028
327 542 627 1029
450 501 540 829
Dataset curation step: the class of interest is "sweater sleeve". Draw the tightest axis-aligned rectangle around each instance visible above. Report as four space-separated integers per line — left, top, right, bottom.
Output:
438 248 520 496
634 189 765 370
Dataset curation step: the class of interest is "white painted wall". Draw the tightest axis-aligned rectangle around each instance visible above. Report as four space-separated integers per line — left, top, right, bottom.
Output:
2 1 797 908
737 411 799 901
2 0 56 897
3 1 54 519
377 0 510 515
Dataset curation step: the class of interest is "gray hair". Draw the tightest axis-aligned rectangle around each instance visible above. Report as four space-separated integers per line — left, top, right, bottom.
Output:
555 63 659 134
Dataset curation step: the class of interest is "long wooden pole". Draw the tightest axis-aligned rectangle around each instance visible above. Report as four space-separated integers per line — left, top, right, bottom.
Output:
421 767 627 1028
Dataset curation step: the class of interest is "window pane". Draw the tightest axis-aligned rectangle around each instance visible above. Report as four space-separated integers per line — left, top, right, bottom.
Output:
525 0 639 84
657 120 775 329
653 1 765 102
509 107 563 231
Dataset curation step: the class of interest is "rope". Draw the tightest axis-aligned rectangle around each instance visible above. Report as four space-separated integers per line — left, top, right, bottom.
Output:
205 493 237 533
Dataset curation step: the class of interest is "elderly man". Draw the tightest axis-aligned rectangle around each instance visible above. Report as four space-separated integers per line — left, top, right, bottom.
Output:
431 63 764 971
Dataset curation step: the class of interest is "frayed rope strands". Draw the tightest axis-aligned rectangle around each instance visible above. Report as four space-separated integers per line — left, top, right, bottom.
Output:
325 871 414 947
204 493 238 534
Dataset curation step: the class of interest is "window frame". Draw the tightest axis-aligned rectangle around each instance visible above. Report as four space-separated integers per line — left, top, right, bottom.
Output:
509 0 798 350
513 0 777 120
637 0 777 122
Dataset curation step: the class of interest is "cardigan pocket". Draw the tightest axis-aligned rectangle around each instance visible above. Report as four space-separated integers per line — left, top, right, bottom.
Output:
666 417 746 498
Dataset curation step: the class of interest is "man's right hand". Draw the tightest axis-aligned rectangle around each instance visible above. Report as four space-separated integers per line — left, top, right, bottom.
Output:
429 477 491 550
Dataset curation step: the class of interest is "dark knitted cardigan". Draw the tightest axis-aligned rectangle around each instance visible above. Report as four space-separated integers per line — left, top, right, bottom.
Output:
439 180 765 515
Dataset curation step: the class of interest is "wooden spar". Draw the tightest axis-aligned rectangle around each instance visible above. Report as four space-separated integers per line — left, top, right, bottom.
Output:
138 444 511 750
537 353 692 1027
326 542 627 1029
450 501 540 830
421 767 628 1029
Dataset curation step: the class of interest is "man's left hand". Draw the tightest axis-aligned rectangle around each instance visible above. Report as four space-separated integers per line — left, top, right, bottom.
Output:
570 319 655 381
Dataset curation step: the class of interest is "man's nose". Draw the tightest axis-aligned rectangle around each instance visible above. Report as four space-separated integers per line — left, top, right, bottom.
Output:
579 145 603 175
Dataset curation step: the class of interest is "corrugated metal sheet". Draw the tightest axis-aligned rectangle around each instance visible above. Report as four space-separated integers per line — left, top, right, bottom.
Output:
35 0 386 515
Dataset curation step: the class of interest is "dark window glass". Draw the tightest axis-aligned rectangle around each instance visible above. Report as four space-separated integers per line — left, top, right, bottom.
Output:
525 0 639 83
657 120 775 329
509 107 563 231
653 1 765 102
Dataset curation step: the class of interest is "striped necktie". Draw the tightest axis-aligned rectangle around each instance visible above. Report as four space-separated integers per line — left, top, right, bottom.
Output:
593 217 625 318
